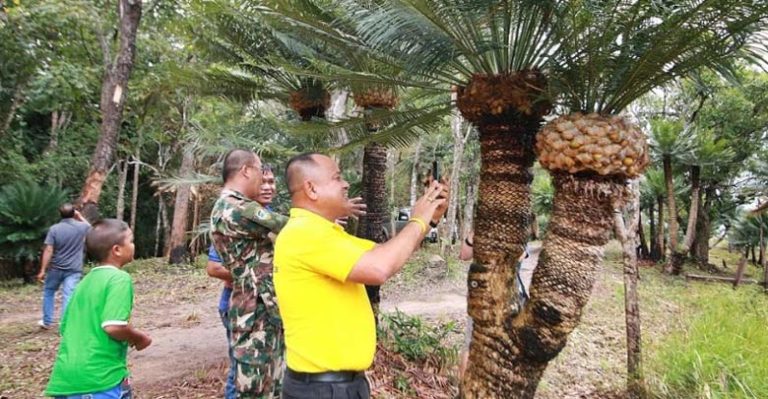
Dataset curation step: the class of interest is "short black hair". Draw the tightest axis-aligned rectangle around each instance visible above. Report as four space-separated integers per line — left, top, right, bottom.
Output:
86 219 130 262
222 149 257 183
59 203 75 219
262 163 274 174
285 152 321 194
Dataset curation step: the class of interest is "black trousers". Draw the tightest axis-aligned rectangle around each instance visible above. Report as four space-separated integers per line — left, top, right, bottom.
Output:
282 371 369 399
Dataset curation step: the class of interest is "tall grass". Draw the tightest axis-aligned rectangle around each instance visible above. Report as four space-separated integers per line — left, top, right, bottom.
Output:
648 285 768 399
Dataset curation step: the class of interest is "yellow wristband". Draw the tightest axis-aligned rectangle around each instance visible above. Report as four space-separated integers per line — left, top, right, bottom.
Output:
408 217 428 234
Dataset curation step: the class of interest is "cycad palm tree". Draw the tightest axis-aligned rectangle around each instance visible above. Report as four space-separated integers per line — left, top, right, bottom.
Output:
255 0 767 396
649 117 695 270
669 129 736 273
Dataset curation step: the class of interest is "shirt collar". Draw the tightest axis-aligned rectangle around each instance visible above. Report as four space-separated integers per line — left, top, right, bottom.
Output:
91 265 119 271
221 188 247 200
289 208 342 231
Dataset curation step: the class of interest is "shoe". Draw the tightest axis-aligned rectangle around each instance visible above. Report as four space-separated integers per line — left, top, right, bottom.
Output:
37 320 52 330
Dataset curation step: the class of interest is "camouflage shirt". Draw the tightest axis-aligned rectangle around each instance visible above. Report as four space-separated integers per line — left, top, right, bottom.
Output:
210 189 288 330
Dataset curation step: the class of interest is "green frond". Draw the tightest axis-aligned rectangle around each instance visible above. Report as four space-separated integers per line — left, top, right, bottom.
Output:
151 173 219 194
549 0 768 114
277 101 452 152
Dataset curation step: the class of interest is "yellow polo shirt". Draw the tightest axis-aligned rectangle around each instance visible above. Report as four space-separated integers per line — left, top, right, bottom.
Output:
274 208 376 372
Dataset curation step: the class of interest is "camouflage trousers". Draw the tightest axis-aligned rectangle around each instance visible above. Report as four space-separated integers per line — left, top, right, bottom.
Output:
230 298 285 399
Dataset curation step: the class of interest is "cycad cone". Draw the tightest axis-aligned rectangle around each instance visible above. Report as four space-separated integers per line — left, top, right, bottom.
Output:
536 113 649 178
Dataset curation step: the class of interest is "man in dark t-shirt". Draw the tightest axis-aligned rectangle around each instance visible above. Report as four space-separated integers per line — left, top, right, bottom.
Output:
36 203 91 329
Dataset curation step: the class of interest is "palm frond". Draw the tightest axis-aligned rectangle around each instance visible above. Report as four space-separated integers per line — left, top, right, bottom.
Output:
277 101 452 152
549 0 768 114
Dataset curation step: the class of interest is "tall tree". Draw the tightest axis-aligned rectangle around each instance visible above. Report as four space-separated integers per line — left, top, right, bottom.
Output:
613 181 644 399
79 0 142 219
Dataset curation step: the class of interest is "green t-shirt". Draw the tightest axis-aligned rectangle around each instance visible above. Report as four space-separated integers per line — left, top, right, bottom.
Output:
45 265 134 396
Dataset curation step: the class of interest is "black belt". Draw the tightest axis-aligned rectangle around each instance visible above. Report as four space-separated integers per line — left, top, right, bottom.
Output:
286 368 363 383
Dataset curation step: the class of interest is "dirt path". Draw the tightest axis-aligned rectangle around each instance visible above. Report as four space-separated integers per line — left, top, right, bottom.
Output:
129 298 228 388
1 244 626 398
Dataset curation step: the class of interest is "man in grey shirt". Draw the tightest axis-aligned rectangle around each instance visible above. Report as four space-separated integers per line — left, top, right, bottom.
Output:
36 203 91 329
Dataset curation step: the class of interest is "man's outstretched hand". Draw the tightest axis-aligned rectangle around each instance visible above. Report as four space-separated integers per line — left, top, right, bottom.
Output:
345 196 367 219
424 176 450 224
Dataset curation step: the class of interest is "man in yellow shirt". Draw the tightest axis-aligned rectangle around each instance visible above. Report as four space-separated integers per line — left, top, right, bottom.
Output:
274 153 447 399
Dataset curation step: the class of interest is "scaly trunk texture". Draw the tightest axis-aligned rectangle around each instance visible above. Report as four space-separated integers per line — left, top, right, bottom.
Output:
662 155 677 272
614 184 645 399
79 0 142 220
656 196 665 262
671 165 700 275
359 141 389 311
168 147 195 264
461 120 537 398
464 171 622 398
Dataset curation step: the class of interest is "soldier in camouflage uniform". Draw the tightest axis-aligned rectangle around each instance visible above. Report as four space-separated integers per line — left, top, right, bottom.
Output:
210 150 288 399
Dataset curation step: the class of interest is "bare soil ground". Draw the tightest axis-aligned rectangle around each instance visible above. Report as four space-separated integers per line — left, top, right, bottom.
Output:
1 242 694 398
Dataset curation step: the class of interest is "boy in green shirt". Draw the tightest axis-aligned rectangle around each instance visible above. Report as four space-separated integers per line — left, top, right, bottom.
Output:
45 219 152 399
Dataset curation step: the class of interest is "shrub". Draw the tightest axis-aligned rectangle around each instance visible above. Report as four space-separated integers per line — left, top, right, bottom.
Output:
378 310 459 369
0 182 68 278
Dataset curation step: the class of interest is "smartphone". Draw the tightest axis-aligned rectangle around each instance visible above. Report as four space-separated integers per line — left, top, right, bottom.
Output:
432 161 440 181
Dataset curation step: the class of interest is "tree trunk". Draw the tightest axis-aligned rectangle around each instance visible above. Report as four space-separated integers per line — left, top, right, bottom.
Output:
359 142 389 312
656 196 665 262
43 110 71 156
168 146 195 264
614 182 645 399
663 155 678 273
648 202 659 261
444 119 472 251
461 119 536 397
409 138 422 207
130 131 143 232
464 167 622 397
637 209 649 260
154 194 164 257
0 84 25 138
78 0 142 220
693 185 713 267
670 165 701 275
462 174 478 239
115 159 129 221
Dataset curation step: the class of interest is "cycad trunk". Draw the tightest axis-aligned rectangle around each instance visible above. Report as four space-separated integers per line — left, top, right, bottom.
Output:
359 142 389 312
463 168 621 397
648 202 659 260
79 0 142 219
671 165 700 275
663 155 678 272
693 185 713 267
168 146 195 264
637 210 649 259
656 196 665 261
462 121 536 397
